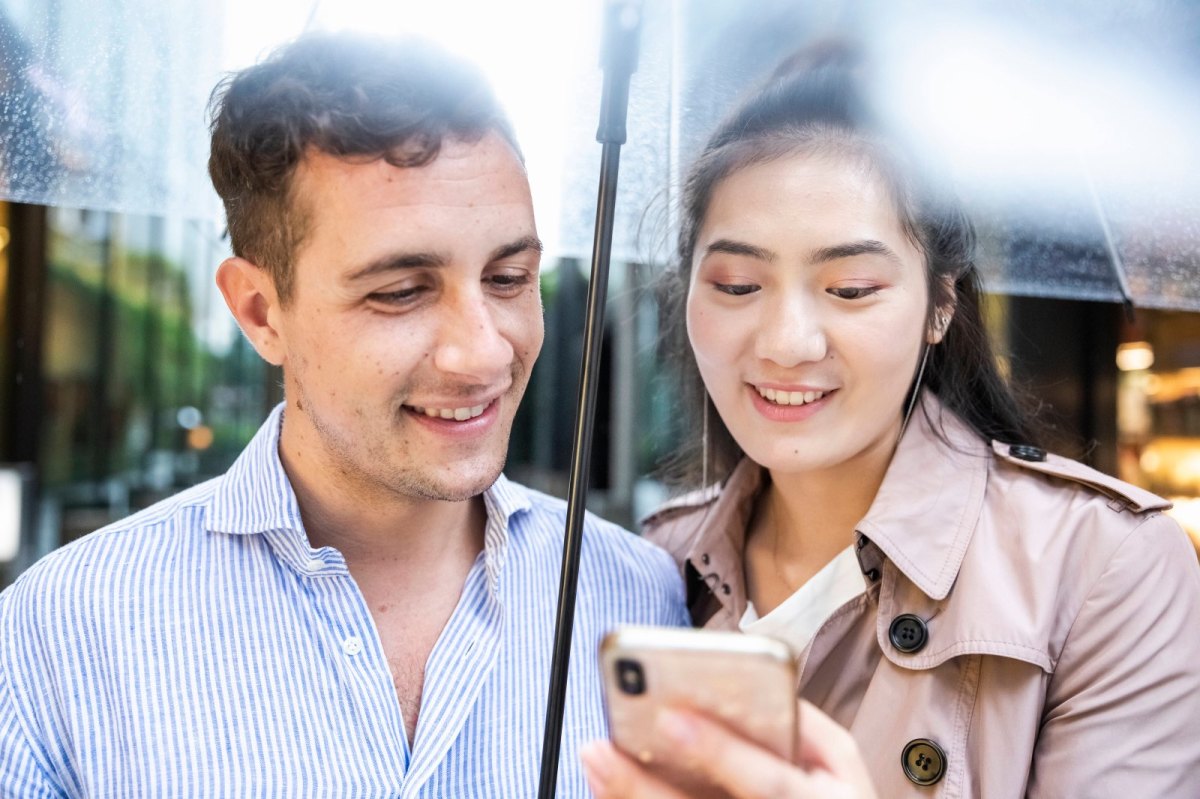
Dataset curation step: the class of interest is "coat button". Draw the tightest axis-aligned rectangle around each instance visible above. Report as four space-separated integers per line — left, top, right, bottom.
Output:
889 614 928 653
1009 443 1046 462
902 738 947 786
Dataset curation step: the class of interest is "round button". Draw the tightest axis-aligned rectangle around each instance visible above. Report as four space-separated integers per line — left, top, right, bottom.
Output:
901 738 947 786
342 636 363 656
889 614 928 654
306 558 324 573
1009 444 1047 462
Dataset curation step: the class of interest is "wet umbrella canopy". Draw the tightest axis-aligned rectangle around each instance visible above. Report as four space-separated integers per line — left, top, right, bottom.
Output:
1 0 1198 307
647 0 1200 311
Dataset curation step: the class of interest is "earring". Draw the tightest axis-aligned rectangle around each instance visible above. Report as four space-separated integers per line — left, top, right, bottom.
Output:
701 394 710 489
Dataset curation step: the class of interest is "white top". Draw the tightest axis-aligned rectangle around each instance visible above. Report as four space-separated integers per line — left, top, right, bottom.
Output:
739 545 866 656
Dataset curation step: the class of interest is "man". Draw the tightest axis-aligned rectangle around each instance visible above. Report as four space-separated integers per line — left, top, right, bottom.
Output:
0 32 686 797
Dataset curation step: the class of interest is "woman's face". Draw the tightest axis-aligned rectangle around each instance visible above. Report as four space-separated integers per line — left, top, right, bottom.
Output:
686 151 937 478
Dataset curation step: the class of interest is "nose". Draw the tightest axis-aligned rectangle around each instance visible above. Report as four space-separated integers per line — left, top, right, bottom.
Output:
432 288 514 383
753 292 827 367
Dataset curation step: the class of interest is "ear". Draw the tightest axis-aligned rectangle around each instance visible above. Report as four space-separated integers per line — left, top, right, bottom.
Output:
215 256 287 366
926 277 958 345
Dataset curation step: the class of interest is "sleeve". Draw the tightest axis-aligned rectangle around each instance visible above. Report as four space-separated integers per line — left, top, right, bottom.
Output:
0 640 66 798
1028 513 1200 798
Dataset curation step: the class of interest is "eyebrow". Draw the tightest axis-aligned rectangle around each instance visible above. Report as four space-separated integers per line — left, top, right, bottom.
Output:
347 235 544 281
810 240 903 267
490 235 544 263
703 239 776 262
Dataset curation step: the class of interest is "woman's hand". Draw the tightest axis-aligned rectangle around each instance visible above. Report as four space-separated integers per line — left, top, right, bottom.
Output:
581 699 877 799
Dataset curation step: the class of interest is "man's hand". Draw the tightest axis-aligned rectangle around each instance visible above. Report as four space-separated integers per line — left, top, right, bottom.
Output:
580 699 877 799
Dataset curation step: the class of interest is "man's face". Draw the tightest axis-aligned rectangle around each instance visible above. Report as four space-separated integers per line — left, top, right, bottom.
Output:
275 133 543 502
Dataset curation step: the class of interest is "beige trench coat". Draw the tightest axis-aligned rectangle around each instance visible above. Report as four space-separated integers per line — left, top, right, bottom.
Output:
644 397 1200 797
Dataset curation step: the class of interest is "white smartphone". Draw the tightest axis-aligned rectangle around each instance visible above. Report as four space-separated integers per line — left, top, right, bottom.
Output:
599 625 797 791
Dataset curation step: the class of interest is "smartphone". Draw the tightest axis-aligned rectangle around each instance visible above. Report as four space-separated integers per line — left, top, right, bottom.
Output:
599 625 797 790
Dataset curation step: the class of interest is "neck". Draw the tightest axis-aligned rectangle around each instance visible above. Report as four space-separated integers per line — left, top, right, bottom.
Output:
758 417 901 573
277 408 486 571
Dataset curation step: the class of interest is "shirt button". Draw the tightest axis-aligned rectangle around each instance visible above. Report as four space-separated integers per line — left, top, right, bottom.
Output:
342 636 363 656
889 614 929 654
306 558 324 573
902 738 947 786
1009 443 1047 462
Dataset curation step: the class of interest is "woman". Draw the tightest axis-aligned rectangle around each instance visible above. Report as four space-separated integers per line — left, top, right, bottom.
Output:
581 46 1200 797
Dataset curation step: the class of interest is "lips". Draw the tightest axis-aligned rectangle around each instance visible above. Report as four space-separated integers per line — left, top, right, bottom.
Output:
748 384 835 422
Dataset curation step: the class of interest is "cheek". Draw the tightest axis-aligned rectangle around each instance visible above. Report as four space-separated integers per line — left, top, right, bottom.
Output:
686 294 744 371
685 296 717 365
498 295 545 360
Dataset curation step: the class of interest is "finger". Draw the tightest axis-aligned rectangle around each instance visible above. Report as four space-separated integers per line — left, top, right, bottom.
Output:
653 708 818 799
794 701 863 776
580 740 690 799
794 701 877 798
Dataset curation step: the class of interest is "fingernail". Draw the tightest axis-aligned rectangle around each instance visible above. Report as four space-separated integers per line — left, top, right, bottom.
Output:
580 742 613 789
656 708 696 746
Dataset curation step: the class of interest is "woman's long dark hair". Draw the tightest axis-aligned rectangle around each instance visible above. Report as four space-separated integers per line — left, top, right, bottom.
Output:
660 43 1042 488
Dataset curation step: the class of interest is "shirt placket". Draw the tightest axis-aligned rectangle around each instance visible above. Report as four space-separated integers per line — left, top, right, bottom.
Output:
276 531 411 788
402 555 504 799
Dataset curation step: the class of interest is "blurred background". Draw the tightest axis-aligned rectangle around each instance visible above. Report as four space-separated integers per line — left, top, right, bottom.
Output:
1 0 1199 588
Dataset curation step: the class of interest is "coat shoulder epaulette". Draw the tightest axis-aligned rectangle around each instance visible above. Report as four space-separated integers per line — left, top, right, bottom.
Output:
991 441 1171 513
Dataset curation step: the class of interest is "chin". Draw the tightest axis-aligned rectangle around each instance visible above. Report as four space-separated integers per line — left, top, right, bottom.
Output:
403 458 506 502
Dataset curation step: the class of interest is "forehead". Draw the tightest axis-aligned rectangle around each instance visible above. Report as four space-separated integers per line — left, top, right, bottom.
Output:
299 133 529 205
705 151 902 237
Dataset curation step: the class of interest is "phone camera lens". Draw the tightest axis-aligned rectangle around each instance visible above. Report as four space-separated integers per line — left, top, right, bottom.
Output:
615 658 645 695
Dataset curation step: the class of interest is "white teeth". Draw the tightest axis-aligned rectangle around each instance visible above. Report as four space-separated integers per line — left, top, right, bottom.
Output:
411 403 489 421
757 387 826 406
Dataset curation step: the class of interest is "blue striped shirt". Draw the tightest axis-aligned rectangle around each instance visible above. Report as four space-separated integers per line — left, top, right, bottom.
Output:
0 405 687 798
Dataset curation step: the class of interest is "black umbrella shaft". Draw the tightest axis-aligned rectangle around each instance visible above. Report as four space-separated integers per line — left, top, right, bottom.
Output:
536 142 623 799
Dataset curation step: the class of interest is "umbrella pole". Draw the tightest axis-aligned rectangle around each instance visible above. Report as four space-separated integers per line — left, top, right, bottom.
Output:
537 4 642 798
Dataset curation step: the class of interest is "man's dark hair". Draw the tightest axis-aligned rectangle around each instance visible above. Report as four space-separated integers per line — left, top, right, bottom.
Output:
208 31 520 303
660 41 1042 487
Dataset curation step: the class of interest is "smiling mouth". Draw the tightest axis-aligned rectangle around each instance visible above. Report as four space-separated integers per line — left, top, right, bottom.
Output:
755 387 829 406
406 401 490 421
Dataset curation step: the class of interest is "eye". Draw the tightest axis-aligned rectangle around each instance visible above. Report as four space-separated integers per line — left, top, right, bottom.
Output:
827 286 880 300
367 285 428 307
713 282 760 297
486 271 534 295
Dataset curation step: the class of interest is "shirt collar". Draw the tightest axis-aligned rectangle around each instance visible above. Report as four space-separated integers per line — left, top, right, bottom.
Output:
204 403 534 600
204 403 305 536
478 473 533 598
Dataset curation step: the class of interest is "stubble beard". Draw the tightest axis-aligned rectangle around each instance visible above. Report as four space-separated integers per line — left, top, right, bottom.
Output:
295 365 525 504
